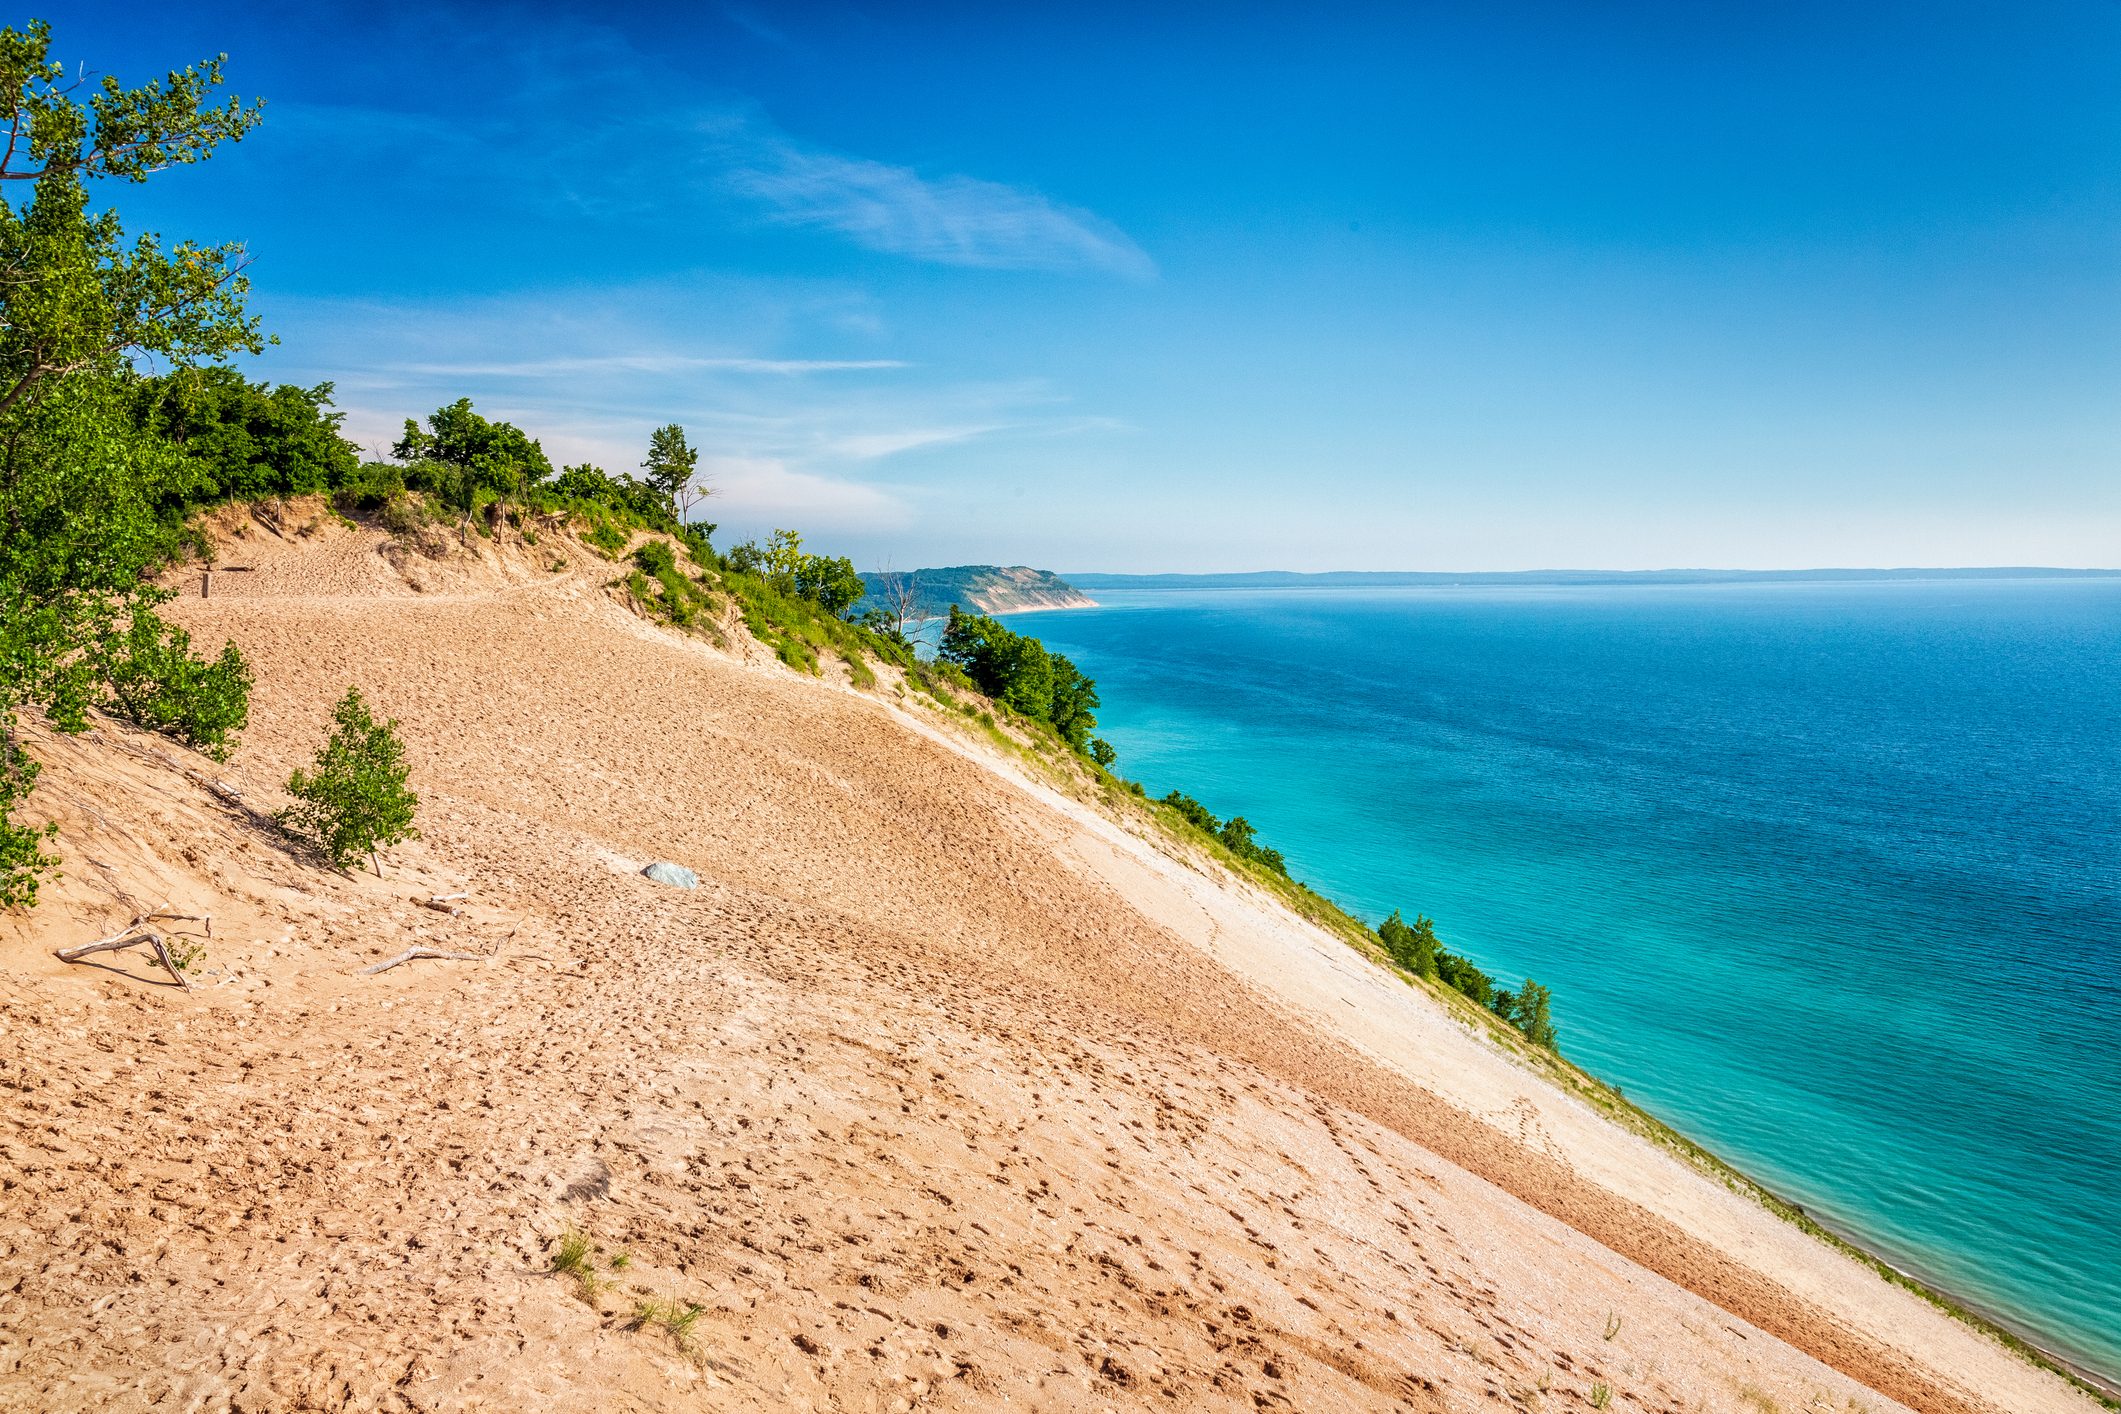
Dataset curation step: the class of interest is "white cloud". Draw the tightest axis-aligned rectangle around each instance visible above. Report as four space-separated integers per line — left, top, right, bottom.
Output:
823 425 1005 461
402 355 908 378
727 141 1156 279
700 454 909 530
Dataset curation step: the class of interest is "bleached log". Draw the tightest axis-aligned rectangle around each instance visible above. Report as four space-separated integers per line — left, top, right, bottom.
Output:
360 947 481 975
54 926 194 991
54 927 155 962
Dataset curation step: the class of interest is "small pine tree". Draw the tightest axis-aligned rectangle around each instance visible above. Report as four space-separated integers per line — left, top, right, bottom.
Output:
641 423 699 521
278 687 419 874
1515 979 1559 1050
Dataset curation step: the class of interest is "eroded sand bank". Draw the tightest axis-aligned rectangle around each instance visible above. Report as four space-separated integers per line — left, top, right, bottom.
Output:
0 515 2094 1412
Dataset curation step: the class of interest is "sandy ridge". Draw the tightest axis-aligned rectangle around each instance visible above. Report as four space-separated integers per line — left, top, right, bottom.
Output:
0 512 2097 1412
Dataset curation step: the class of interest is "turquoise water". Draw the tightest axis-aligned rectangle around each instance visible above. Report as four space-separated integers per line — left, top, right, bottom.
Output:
1003 580 2121 1382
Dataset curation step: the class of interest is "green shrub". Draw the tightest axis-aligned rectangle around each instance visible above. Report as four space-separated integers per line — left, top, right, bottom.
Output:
0 739 58 909
1378 910 1440 977
1088 738 1117 768
278 687 420 873
1162 790 1220 834
582 519 630 558
633 540 676 577
99 606 253 761
330 461 407 513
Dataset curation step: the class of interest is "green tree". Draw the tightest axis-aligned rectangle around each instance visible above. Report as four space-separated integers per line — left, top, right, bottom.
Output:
131 367 357 506
0 22 263 907
278 687 420 874
795 552 864 617
761 528 806 590
1378 910 1440 978
641 423 700 521
0 733 56 908
1513 979 1558 1049
938 606 1101 749
393 398 553 517
1087 738 1116 768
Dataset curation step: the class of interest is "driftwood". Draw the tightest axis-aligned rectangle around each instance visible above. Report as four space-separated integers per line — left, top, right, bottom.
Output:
54 910 208 991
360 947 480 975
418 892 469 917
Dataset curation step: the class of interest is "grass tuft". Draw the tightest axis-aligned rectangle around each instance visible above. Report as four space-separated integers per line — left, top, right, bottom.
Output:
547 1228 603 1303
631 1293 707 1348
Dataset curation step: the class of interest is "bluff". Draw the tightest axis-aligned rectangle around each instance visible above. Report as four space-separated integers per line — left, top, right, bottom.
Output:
858 564 1094 616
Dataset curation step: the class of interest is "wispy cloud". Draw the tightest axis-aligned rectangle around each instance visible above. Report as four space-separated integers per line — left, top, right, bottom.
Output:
258 283 1128 539
726 141 1156 279
823 425 1005 460
702 453 909 528
402 355 908 378
721 6 795 50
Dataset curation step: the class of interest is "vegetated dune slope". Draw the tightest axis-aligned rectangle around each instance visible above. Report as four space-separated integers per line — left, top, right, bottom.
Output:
0 513 2093 1413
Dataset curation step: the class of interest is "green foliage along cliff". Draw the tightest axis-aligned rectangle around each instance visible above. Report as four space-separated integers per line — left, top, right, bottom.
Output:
939 606 1100 751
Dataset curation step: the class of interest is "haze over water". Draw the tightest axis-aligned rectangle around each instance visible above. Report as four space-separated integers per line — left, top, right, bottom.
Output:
1007 577 2121 1381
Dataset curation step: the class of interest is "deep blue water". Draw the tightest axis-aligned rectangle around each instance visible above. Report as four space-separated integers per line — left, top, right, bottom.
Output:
1003 580 2121 1382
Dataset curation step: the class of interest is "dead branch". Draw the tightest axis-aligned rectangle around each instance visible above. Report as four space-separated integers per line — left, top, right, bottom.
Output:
55 926 155 962
54 920 195 992
360 947 481 976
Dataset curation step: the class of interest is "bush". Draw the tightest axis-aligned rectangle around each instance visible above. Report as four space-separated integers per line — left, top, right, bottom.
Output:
278 687 420 873
0 739 58 909
331 461 407 513
1088 738 1116 768
99 606 253 761
1162 790 1219 834
1378 910 1439 977
582 519 631 559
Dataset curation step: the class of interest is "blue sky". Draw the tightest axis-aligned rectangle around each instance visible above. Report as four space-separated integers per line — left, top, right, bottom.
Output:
57 1 2121 570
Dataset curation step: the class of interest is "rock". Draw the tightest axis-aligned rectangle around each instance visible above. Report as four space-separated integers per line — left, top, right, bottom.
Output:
641 861 698 889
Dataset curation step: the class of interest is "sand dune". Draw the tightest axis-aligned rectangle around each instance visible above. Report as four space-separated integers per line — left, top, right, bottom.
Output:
0 510 2095 1412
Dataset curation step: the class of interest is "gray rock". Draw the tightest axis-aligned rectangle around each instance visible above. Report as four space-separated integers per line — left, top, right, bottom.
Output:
640 861 699 889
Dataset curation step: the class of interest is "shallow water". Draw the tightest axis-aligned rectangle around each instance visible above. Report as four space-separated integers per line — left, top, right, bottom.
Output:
1005 579 2121 1381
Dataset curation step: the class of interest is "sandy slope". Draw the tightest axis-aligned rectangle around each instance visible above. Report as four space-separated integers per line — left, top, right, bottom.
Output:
0 511 2096 1413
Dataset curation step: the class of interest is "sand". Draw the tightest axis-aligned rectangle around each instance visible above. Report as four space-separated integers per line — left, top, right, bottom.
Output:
0 507 2098 1412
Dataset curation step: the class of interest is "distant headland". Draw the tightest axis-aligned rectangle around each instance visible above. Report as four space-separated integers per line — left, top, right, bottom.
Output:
858 565 1095 616
1067 567 2121 590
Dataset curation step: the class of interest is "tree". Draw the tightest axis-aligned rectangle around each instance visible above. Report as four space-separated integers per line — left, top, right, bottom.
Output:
0 732 54 908
1513 979 1558 1050
98 604 251 760
1087 737 1116 768
871 566 930 644
0 22 265 422
130 367 357 506
0 23 263 908
641 423 701 522
795 552 863 618
1378 910 1440 978
393 398 552 520
938 606 1101 748
760 528 806 591
278 687 420 874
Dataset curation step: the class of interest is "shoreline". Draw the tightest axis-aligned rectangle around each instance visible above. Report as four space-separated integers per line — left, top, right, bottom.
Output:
912 681 2111 1412
995 587 2117 1406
